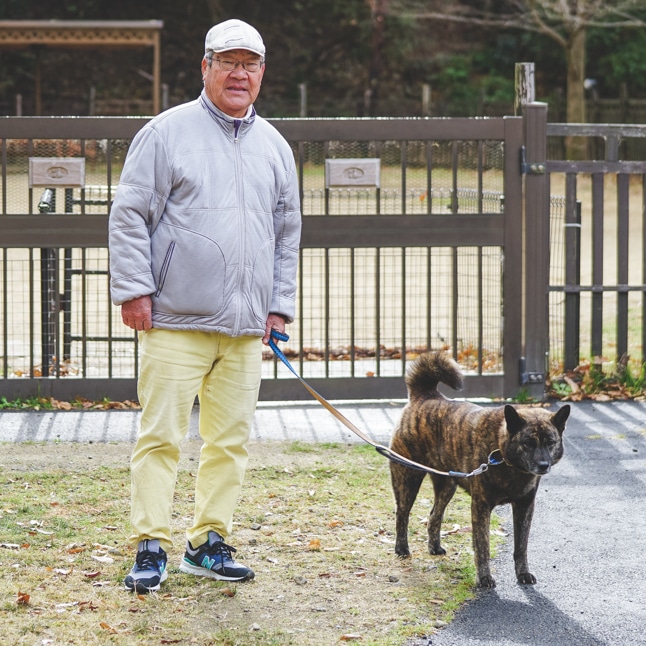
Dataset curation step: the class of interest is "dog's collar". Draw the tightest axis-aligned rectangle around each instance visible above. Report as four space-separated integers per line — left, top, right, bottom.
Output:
488 449 510 467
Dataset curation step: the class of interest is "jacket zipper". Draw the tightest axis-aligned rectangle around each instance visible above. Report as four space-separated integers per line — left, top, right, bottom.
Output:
232 119 245 336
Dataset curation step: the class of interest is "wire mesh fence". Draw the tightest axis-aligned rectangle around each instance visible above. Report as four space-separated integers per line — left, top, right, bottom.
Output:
547 169 646 375
1 119 517 399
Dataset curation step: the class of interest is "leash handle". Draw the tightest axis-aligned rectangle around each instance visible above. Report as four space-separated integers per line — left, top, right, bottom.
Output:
268 330 495 478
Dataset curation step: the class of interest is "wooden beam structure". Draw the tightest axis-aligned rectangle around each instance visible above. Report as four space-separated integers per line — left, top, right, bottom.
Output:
0 20 163 114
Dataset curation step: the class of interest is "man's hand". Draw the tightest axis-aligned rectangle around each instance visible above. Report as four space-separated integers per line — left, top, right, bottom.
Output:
263 313 287 345
121 295 153 331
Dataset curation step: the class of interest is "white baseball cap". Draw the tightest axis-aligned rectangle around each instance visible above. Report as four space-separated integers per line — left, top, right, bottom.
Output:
205 19 265 57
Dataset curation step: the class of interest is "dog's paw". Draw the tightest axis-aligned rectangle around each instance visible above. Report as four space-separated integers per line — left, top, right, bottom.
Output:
517 572 537 585
476 575 497 588
394 544 411 558
428 545 446 556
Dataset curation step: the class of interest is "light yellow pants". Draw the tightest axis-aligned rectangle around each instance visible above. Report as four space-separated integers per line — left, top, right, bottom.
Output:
130 328 262 552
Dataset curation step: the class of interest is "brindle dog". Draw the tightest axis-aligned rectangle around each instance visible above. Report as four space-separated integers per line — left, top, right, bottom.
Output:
390 352 570 588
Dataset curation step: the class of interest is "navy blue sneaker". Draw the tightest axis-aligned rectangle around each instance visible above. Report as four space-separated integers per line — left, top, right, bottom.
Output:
179 531 254 582
124 539 168 593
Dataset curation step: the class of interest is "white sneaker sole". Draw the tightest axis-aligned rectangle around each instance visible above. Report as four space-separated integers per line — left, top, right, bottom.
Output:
179 559 254 582
125 568 168 593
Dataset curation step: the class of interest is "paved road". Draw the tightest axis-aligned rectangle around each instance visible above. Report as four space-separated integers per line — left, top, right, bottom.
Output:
1 399 645 645
429 401 646 646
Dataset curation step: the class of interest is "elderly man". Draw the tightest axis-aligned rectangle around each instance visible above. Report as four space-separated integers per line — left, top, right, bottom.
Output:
109 19 301 593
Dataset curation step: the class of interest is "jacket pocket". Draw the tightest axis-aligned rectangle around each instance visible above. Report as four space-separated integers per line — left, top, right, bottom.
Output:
154 242 175 298
151 223 227 316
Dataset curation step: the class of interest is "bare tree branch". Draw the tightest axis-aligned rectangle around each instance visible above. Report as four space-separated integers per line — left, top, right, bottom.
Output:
389 0 646 156
392 0 646 36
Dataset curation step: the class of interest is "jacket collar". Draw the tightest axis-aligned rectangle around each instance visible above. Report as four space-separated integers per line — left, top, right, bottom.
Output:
199 90 256 138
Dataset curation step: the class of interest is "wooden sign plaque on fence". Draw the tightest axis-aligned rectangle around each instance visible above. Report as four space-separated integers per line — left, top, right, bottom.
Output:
325 158 380 188
28 157 85 188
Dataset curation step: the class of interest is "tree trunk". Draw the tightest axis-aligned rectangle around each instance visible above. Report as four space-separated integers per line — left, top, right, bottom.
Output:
565 27 587 159
367 0 387 116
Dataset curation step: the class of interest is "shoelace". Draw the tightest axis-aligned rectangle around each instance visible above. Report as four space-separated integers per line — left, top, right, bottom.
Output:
135 550 162 572
204 540 236 564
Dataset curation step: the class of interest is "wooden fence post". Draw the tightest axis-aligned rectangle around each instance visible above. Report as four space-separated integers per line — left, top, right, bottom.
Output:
422 83 431 116
299 83 307 118
515 62 535 116
522 101 550 398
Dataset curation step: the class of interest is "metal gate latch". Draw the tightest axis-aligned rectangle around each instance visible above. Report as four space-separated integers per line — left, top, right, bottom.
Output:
520 146 546 175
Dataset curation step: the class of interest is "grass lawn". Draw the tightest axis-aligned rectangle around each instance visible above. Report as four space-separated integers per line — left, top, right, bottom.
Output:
0 439 504 645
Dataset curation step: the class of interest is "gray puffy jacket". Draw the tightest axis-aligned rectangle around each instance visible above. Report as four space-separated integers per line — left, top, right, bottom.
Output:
109 91 301 337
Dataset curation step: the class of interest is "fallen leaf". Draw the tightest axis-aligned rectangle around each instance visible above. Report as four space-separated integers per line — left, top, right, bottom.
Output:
17 591 30 605
99 622 117 634
340 635 362 642
440 524 461 537
564 375 579 393
83 571 101 579
307 539 321 551
91 554 114 564
0 543 20 550
55 601 79 609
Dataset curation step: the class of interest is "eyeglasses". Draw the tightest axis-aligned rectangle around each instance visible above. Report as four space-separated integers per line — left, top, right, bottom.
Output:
212 56 263 73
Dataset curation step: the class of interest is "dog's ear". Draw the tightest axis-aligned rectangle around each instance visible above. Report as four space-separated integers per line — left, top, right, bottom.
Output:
551 404 570 435
504 405 523 436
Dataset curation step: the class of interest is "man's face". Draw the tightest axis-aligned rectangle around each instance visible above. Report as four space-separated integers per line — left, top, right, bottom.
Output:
202 49 265 118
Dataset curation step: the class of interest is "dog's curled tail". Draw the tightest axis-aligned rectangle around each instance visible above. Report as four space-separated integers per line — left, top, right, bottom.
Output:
405 352 464 400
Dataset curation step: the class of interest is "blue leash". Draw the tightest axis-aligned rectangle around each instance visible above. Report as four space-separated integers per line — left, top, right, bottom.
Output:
268 330 503 478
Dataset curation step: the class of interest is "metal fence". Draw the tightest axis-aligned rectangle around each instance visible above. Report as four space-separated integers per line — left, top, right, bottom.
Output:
1 115 526 401
6 112 646 402
546 122 646 376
